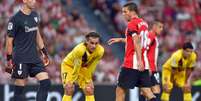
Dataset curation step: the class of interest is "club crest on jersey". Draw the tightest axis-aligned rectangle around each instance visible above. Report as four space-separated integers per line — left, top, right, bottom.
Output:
34 17 38 23
18 70 22 75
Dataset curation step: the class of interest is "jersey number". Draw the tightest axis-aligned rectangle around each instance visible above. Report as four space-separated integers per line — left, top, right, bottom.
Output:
63 73 67 79
140 30 149 48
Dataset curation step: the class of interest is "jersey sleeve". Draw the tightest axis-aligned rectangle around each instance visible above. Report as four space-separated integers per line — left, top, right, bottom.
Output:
7 16 18 37
188 53 197 69
70 46 85 82
170 52 180 68
33 11 41 25
127 22 138 36
36 13 41 25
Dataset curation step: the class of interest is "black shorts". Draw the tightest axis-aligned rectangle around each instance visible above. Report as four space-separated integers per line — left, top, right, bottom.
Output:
117 67 152 89
12 62 45 79
150 72 160 86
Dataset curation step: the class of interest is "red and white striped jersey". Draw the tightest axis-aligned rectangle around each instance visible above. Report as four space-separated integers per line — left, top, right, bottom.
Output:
147 31 159 72
122 17 149 70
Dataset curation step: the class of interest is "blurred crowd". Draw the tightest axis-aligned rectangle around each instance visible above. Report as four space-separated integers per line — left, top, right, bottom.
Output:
90 0 201 70
0 0 120 84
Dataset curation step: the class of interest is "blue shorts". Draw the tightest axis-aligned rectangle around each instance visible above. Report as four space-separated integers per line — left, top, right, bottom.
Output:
117 67 152 89
12 62 45 79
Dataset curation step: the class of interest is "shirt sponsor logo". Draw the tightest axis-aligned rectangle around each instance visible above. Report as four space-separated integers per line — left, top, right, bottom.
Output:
25 26 38 32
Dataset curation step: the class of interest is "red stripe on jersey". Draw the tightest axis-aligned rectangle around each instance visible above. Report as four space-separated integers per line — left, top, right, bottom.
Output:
147 31 159 72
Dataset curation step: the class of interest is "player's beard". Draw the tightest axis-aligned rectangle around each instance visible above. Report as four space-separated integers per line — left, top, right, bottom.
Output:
28 4 35 10
89 48 95 53
26 2 36 10
125 16 131 22
23 4 34 11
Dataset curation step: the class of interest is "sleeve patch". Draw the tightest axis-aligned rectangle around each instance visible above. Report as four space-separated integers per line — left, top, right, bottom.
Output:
8 22 13 30
171 58 177 67
34 17 38 23
127 29 138 36
132 33 137 37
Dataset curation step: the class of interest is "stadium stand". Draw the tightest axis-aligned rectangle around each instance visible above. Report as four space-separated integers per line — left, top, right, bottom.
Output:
0 0 120 84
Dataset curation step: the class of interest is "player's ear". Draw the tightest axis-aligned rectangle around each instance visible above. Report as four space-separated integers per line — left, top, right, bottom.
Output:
85 38 88 43
23 0 27 3
84 39 89 45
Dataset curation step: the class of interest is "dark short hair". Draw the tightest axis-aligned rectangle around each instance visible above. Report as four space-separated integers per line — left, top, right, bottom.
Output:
123 2 139 14
154 19 163 25
183 42 194 50
85 32 100 40
151 19 163 28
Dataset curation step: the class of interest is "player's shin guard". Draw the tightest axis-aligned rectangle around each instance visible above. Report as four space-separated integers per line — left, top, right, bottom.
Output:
154 93 160 101
36 79 51 101
139 94 146 101
161 92 170 101
14 85 25 101
86 95 95 101
184 93 192 101
62 95 72 101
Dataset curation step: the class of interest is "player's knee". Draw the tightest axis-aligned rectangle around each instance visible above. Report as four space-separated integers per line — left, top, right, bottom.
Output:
162 85 171 93
141 88 154 97
84 86 94 95
116 86 127 101
151 85 161 94
15 79 26 86
182 87 191 93
64 83 74 95
116 86 127 96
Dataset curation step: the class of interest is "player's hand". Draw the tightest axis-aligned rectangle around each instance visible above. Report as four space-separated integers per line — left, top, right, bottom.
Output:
138 61 144 71
163 83 170 93
42 54 50 67
183 83 191 92
65 82 75 92
85 81 94 91
108 38 121 45
40 47 50 66
5 59 14 74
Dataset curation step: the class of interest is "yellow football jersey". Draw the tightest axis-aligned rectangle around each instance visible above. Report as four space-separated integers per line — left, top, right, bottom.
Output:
163 49 197 70
62 42 104 82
